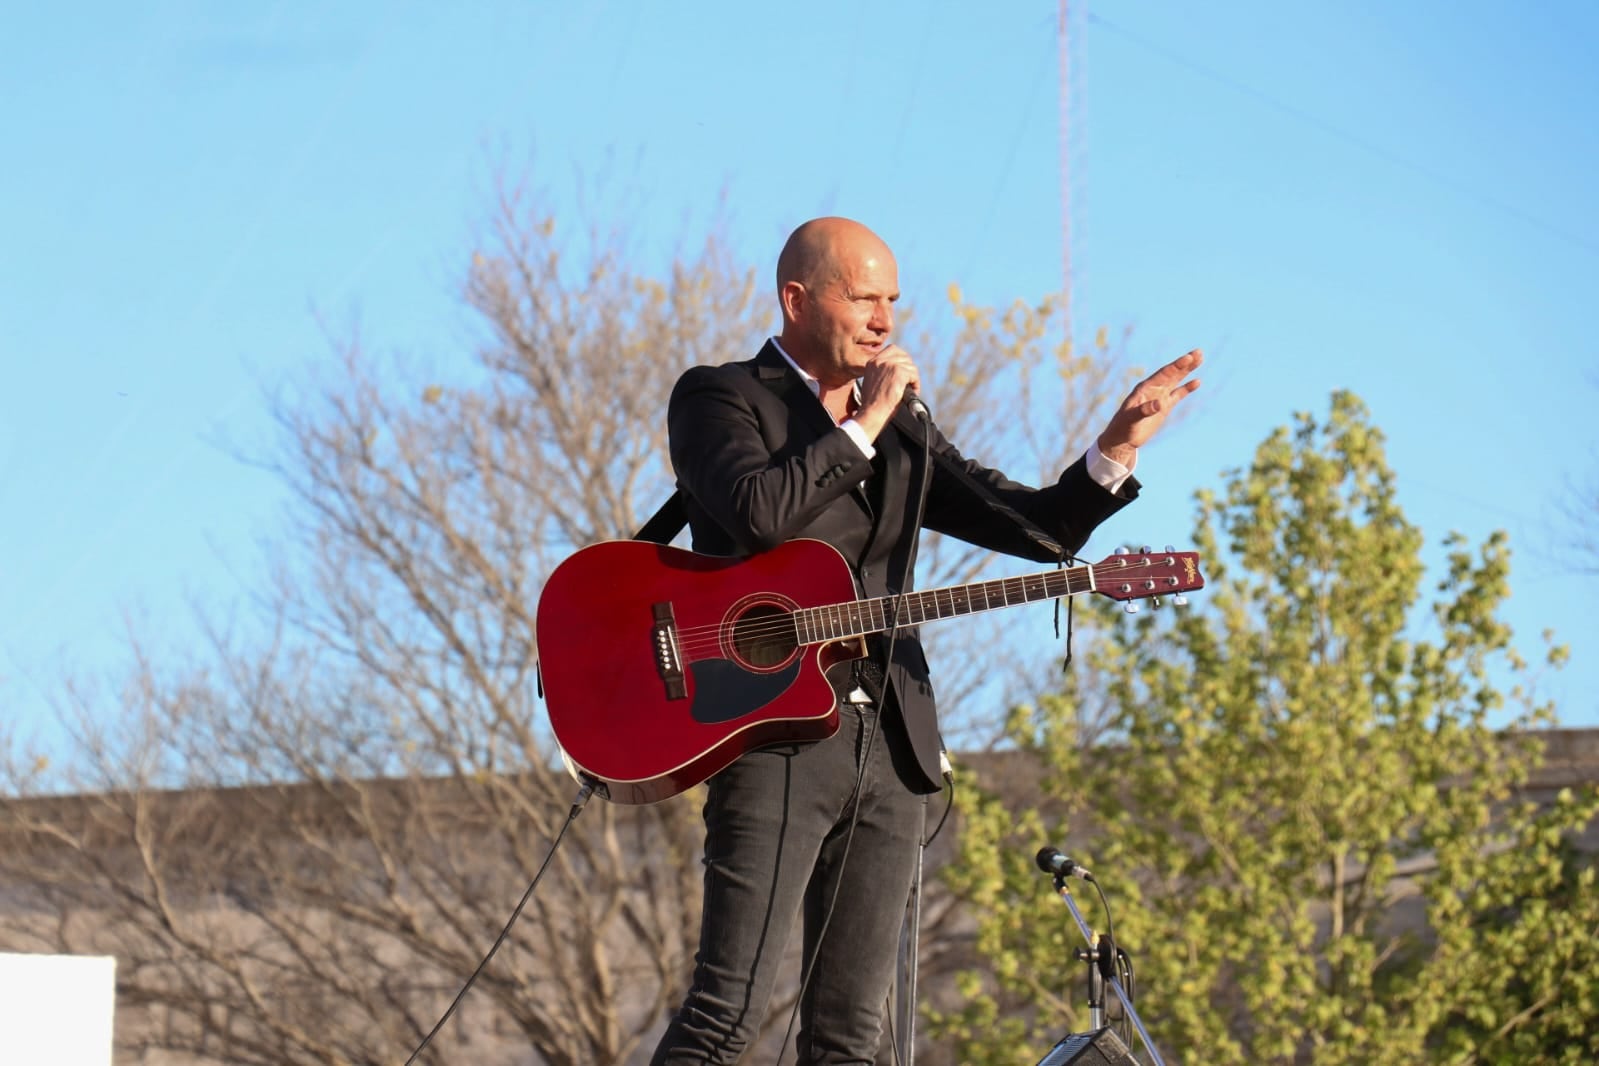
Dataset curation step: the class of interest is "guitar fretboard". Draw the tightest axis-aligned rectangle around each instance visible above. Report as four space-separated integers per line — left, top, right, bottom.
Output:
793 565 1094 645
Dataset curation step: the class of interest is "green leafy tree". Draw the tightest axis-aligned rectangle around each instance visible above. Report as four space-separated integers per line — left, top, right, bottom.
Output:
933 391 1599 1064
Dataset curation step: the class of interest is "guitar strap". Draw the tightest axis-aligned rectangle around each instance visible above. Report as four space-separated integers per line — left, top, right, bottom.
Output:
633 489 687 545
634 372 1072 562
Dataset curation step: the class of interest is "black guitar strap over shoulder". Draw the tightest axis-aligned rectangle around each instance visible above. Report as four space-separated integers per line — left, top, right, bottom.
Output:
633 490 688 545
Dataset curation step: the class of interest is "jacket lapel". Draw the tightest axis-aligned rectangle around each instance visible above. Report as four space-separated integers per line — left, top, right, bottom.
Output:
752 342 836 442
751 342 875 517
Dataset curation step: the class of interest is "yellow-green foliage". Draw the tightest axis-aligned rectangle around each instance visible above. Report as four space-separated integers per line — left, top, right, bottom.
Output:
935 392 1599 1064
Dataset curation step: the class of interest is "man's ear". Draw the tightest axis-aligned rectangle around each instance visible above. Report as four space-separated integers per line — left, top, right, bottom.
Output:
779 280 807 324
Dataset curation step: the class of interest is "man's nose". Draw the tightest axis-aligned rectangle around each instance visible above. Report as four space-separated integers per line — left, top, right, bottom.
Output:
870 299 893 332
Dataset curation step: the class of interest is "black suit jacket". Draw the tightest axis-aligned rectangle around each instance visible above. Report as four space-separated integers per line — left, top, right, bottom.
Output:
667 341 1137 791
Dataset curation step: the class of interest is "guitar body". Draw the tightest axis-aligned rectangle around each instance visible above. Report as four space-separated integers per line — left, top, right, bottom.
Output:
536 539 863 804
537 538 1204 804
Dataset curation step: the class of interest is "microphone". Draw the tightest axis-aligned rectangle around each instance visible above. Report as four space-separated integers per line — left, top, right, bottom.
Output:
1036 845 1093 882
904 386 930 422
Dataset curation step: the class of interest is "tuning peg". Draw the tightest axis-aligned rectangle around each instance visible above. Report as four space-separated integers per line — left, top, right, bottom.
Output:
1124 602 1140 614
1151 596 1163 608
1164 544 1175 553
1173 594 1188 607
1139 544 1151 554
1115 545 1129 556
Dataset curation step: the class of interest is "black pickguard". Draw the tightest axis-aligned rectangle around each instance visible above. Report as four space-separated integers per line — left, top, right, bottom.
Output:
689 657 804 724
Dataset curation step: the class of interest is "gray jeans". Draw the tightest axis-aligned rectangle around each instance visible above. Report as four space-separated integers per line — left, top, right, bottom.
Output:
651 703 928 1065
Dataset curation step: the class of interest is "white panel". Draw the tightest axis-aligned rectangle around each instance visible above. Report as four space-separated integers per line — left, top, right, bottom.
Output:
0 953 116 1066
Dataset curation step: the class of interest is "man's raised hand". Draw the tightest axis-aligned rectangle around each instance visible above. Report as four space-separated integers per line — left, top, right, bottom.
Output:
1096 349 1203 467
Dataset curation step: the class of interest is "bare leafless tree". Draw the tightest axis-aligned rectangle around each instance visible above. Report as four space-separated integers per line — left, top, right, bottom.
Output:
1552 369 1599 580
0 173 1148 1064
1560 463 1599 578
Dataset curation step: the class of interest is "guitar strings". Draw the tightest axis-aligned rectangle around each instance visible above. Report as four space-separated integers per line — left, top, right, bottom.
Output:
653 558 1194 662
664 571 1095 651
660 559 1182 651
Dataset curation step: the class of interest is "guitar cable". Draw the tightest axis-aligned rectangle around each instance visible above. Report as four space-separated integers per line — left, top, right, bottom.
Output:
773 404 934 1066
401 778 595 1065
883 763 957 1066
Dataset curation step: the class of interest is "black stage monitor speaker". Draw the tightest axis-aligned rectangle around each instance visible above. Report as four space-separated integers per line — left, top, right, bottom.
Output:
1034 1026 1138 1066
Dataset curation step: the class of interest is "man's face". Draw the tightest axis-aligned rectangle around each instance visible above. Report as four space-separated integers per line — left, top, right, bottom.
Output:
795 244 899 387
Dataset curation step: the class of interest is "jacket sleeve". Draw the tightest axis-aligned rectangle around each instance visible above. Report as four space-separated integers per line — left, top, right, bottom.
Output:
916 416 1138 562
667 365 872 555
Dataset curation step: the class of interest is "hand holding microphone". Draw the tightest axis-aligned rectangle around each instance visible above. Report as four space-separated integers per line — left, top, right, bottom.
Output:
856 344 927 437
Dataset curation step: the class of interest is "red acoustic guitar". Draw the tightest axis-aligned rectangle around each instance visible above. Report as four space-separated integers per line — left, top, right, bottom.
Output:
536 539 1204 804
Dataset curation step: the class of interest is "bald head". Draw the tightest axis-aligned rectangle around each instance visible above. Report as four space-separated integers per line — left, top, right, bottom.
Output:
776 217 892 296
774 217 900 386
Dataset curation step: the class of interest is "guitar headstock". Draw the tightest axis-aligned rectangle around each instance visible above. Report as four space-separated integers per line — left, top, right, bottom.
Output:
1091 547 1205 609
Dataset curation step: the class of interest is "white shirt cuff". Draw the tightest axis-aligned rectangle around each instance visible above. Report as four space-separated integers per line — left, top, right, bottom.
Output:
1086 441 1134 493
839 419 876 459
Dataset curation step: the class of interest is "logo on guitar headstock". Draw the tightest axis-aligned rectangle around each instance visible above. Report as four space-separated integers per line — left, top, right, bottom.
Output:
1183 557 1198 585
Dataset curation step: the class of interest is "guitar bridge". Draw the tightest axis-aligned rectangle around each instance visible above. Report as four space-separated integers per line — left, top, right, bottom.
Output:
651 602 687 700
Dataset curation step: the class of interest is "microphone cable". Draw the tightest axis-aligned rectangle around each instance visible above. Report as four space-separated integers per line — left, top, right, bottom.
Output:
1085 874 1124 1044
402 778 595 1065
923 757 957 847
1086 874 1136 1051
883 762 958 1066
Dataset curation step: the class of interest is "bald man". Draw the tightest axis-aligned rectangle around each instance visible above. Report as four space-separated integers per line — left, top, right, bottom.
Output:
652 217 1200 1065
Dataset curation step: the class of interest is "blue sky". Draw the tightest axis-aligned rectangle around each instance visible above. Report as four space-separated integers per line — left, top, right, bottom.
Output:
3 0 1596 752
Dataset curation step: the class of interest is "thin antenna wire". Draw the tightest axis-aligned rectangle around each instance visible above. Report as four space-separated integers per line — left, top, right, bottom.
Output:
1057 0 1073 348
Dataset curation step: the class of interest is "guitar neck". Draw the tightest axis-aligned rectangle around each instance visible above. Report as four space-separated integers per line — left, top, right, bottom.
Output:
793 565 1094 646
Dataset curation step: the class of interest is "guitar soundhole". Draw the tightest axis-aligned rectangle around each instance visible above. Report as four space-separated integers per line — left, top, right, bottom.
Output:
727 602 800 671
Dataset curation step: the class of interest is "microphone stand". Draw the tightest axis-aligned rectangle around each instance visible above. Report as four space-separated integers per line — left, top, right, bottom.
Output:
1047 873 1166 1066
